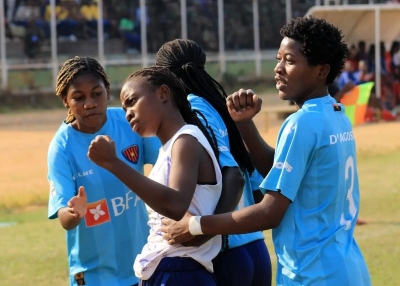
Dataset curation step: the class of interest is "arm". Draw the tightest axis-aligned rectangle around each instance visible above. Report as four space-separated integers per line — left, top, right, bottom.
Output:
235 120 275 177
226 89 275 177
161 191 290 244
88 135 204 221
48 140 85 230
57 186 87 230
214 167 244 213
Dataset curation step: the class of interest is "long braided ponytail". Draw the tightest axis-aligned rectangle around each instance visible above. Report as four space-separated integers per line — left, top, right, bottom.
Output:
156 39 255 175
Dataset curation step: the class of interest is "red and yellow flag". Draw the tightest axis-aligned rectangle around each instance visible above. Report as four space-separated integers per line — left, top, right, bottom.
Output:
340 82 374 125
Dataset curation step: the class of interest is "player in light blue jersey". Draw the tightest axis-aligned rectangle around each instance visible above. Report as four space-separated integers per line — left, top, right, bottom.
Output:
47 56 160 286
161 17 371 286
156 39 272 286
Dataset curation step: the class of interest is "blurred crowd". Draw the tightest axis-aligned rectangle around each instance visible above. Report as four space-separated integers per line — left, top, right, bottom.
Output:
334 41 400 121
3 0 292 60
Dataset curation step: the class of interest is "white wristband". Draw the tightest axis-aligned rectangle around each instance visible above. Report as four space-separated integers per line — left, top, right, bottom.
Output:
188 216 203 235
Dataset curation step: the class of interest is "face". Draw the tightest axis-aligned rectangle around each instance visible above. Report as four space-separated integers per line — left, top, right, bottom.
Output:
274 37 324 102
62 74 110 133
120 77 166 137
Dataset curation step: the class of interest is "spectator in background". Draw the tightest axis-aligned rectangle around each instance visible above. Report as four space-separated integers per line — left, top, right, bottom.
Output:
355 41 369 62
13 0 41 27
118 12 140 54
80 0 111 39
23 18 43 61
45 0 79 41
338 61 361 89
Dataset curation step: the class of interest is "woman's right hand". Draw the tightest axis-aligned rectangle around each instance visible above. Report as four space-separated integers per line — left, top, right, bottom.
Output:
67 186 87 218
226 89 262 122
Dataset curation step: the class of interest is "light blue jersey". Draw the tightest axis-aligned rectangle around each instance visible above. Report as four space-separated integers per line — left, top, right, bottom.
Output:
188 94 265 249
260 96 371 286
47 107 160 286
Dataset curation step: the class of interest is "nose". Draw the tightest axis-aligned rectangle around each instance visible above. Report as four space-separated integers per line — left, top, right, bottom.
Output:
84 97 97 109
274 60 284 75
125 108 134 122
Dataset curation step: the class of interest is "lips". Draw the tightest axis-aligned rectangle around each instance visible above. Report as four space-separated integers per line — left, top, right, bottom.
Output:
85 112 101 118
275 76 287 85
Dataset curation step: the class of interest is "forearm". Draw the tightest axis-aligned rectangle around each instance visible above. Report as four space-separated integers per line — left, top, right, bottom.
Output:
194 191 289 236
200 203 274 235
58 208 82 230
235 120 275 177
214 167 244 214
105 159 188 220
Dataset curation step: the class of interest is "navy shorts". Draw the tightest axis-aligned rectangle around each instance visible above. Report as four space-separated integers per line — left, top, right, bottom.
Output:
141 257 216 286
212 239 272 286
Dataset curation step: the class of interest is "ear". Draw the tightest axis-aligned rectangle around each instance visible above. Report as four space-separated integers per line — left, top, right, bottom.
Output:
61 96 69 108
318 64 331 80
158 84 171 103
106 86 111 100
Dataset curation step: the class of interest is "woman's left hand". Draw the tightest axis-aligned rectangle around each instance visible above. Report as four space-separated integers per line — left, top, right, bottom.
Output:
88 135 119 169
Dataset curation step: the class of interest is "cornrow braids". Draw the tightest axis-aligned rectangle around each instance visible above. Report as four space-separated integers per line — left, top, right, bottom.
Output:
156 39 255 175
126 66 220 161
56 56 110 123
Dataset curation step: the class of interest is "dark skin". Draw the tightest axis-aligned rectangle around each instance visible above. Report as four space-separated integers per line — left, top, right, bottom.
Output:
87 77 218 221
161 36 332 244
58 74 110 230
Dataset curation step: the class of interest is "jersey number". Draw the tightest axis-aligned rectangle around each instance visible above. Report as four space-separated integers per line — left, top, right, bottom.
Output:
340 156 357 230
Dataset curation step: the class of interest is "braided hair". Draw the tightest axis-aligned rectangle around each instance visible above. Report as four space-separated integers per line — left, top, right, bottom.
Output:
56 56 110 123
125 66 220 160
156 39 254 175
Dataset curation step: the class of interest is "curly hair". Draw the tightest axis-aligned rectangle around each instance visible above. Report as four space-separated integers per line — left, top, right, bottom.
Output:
280 16 348 84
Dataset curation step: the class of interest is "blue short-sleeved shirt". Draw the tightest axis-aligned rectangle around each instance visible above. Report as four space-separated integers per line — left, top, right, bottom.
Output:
260 96 371 286
48 107 160 286
188 94 265 248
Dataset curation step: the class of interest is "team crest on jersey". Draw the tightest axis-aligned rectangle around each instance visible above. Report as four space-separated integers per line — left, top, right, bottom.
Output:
85 199 111 227
122 145 139 164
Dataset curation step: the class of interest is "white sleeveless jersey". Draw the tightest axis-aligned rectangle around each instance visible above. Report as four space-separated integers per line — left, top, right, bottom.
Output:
134 124 222 280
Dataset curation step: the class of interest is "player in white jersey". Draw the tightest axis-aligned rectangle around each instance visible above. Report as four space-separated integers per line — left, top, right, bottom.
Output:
47 56 161 286
87 66 222 285
161 16 371 286
156 39 272 286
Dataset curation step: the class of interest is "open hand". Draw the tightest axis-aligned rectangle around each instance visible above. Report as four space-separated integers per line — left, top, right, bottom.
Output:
88 135 119 169
226 89 262 122
67 186 87 218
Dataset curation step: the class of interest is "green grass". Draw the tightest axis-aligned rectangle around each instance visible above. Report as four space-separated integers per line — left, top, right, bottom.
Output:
1 151 399 285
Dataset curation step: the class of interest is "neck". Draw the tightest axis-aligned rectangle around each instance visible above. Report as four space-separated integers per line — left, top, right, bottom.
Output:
295 86 329 109
156 110 187 145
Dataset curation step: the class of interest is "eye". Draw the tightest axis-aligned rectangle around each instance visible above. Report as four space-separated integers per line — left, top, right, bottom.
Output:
275 57 281 62
73 96 84 101
95 92 102 96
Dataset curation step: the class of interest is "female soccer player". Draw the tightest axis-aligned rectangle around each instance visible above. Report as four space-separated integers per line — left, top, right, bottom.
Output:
47 56 160 286
156 38 272 286
161 16 372 286
87 66 222 286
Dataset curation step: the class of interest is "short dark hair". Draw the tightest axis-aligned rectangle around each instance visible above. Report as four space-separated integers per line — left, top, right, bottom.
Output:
280 16 348 84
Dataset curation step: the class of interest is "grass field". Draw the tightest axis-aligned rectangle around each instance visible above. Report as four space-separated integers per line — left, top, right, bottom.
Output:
0 93 399 285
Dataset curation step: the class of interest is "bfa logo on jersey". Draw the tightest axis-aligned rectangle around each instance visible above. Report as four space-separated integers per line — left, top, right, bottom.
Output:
122 145 139 164
85 199 111 227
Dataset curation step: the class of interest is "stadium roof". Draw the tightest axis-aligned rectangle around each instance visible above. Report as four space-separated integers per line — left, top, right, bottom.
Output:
305 4 400 98
305 4 400 46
